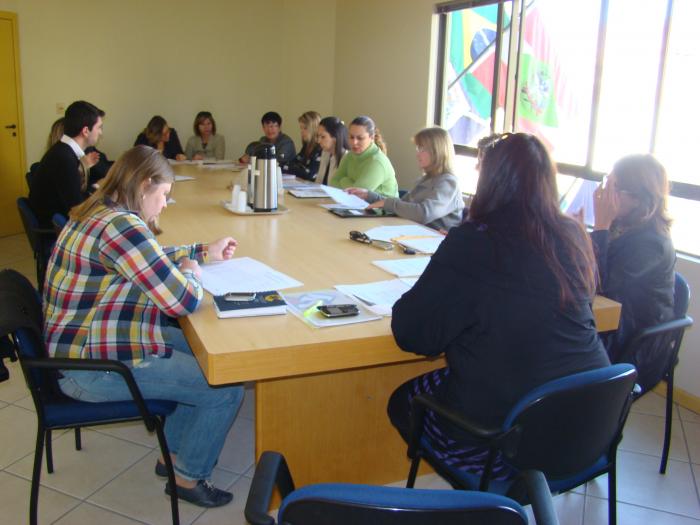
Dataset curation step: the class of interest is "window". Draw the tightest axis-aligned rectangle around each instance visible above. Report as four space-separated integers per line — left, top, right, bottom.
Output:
435 0 700 256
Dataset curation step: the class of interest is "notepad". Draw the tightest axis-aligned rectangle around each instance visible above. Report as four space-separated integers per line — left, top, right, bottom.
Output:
213 291 287 318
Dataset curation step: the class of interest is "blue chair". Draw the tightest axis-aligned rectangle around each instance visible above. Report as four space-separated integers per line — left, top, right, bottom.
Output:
0 269 180 525
16 197 56 294
245 451 560 525
51 213 68 236
405 364 637 525
614 271 693 473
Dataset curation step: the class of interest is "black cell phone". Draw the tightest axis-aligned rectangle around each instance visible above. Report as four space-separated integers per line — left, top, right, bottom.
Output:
224 292 256 302
317 304 360 318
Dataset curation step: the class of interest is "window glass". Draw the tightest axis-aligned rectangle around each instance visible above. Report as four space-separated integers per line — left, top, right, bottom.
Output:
514 0 599 165
592 0 667 172
655 0 699 186
442 3 512 147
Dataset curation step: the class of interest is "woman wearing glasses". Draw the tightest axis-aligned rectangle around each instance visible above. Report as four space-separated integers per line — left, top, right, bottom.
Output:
590 155 675 366
347 127 464 231
387 133 609 481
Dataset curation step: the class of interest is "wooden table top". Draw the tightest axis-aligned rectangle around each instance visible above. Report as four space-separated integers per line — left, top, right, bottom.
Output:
158 165 621 385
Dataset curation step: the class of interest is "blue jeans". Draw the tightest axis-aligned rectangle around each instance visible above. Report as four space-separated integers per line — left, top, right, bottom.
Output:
59 326 244 481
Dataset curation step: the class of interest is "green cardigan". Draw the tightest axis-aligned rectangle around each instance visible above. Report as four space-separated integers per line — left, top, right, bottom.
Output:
329 143 398 197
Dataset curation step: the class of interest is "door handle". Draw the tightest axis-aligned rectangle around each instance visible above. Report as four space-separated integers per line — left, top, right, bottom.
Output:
5 124 17 129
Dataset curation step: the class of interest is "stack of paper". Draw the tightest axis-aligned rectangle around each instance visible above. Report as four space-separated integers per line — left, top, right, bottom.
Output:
283 289 381 327
363 225 445 254
335 278 416 316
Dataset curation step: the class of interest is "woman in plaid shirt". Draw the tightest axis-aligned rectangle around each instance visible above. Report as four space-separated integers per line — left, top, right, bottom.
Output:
44 146 242 508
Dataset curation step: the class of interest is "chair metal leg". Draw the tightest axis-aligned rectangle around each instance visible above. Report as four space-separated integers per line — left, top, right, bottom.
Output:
406 455 421 488
45 429 54 473
31 426 46 525
660 373 674 474
153 417 179 525
608 458 617 525
75 427 82 451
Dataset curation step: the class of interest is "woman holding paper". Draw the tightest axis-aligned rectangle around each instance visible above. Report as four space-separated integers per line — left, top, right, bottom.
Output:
346 127 464 230
43 146 242 508
329 115 398 197
387 133 609 481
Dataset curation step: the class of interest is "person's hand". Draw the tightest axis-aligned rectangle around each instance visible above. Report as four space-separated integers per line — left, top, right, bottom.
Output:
208 237 238 262
346 187 368 200
593 179 619 231
180 257 202 279
175 154 187 161
193 154 204 161
84 151 100 168
239 154 250 164
366 200 385 209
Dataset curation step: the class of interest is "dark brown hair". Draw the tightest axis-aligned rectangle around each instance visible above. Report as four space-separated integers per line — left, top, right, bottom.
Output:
469 133 596 304
193 111 217 137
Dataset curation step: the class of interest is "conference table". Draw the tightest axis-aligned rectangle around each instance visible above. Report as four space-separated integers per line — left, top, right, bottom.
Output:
158 164 622 491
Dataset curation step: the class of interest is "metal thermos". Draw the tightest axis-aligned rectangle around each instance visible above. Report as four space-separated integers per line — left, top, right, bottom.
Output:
253 144 278 212
246 155 257 208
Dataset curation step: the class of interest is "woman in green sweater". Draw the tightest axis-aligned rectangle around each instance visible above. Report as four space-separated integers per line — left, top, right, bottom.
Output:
329 115 398 197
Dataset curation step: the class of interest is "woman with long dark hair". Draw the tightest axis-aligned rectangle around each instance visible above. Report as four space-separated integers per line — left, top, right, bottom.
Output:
315 116 349 185
387 133 609 480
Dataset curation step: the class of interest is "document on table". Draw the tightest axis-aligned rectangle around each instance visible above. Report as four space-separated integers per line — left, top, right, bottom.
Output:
364 225 445 254
175 175 195 181
335 279 415 316
200 257 303 295
283 289 382 328
320 185 369 208
372 257 430 277
201 162 243 170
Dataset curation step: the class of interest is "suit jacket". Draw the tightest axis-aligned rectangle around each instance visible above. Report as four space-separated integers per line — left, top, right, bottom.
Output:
28 142 85 228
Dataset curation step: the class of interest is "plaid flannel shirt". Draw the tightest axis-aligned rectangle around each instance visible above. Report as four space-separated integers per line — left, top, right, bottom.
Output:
44 204 207 363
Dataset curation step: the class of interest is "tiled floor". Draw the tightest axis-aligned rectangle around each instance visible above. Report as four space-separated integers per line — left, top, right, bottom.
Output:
1 232 700 524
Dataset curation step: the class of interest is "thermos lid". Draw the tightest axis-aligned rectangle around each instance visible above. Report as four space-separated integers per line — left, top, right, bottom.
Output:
254 143 276 159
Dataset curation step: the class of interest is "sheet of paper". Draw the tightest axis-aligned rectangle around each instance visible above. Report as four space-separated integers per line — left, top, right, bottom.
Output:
200 257 303 295
283 289 382 328
320 185 368 208
167 159 198 166
289 188 329 198
363 225 442 242
175 175 195 181
397 236 444 254
372 257 430 277
201 162 242 170
335 279 414 316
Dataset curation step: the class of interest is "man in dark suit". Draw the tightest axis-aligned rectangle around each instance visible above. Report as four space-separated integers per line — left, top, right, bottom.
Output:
29 100 105 227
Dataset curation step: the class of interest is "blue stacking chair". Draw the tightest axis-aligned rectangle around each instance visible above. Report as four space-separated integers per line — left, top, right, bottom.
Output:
614 271 693 474
16 197 56 294
405 364 637 525
51 212 68 236
245 451 560 525
0 269 180 525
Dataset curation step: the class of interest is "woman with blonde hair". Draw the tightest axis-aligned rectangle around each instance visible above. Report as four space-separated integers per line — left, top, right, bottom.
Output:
347 126 464 230
591 154 675 370
44 146 242 507
287 110 323 180
330 115 398 197
134 115 186 160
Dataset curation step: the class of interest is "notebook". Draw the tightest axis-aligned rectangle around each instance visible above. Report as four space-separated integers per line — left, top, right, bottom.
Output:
212 291 287 318
328 208 396 218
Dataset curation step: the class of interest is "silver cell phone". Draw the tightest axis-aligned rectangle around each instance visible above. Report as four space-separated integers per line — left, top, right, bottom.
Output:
317 304 360 318
224 292 256 302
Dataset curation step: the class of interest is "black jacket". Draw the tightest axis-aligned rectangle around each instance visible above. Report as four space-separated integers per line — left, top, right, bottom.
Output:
392 208 610 427
134 128 184 159
287 143 322 181
28 142 86 228
591 224 675 363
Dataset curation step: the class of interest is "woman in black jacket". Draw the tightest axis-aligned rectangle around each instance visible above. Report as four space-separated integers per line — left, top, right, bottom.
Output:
387 133 609 481
591 155 675 369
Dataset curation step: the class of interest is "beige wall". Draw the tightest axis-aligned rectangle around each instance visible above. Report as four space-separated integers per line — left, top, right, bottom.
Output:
3 0 336 165
333 0 438 189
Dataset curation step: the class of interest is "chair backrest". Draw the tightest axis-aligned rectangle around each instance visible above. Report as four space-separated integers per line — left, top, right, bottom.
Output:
501 363 637 480
278 484 528 525
52 213 68 236
673 272 690 319
0 269 62 404
17 197 43 254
